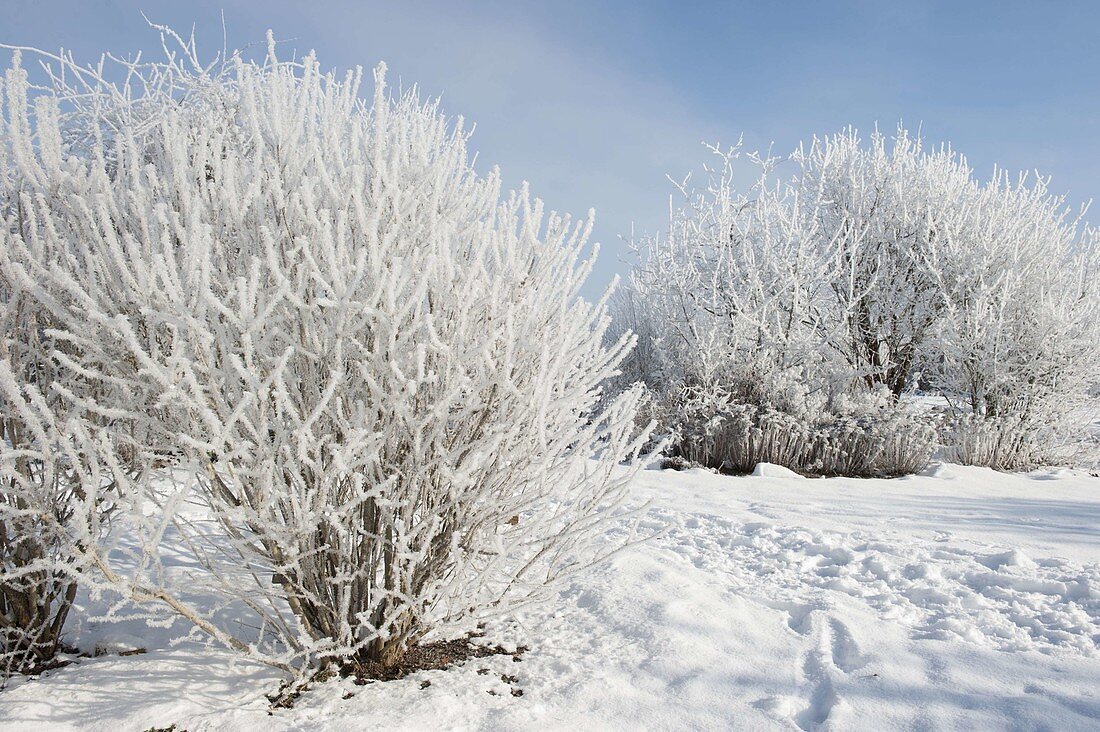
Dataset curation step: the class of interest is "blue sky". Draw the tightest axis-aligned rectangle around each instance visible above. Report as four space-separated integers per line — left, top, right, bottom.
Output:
3 0 1097 297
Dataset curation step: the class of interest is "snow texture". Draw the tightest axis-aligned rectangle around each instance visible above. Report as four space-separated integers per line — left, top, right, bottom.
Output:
2 463 1098 730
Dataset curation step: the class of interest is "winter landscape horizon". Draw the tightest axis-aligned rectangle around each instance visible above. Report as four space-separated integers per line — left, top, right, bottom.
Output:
1 2 1098 731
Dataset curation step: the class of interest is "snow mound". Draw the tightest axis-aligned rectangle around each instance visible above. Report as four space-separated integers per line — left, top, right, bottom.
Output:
752 462 805 479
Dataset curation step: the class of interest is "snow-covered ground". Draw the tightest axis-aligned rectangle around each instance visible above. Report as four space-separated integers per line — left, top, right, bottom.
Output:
2 463 1098 731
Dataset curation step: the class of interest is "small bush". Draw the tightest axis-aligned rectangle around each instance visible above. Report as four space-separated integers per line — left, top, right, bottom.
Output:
674 399 937 478
814 413 938 478
941 415 1045 471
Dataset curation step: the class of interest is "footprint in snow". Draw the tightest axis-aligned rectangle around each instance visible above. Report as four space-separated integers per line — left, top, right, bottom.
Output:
794 614 869 730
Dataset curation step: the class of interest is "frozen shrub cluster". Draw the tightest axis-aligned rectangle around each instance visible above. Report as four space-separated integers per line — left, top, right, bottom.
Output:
673 393 937 478
0 58 155 679
0 261 148 680
621 129 1099 474
0 31 649 679
941 415 1045 471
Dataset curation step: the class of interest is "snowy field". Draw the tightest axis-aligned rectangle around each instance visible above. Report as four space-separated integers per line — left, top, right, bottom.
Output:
1 463 1098 731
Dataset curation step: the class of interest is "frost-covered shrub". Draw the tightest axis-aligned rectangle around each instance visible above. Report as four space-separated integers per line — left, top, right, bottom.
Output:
0 275 139 680
675 403 811 475
941 415 1045 470
622 143 832 419
0 358 137 680
624 128 1099 474
623 131 948 476
0 308 86 679
1 32 650 676
815 412 938 478
673 395 936 478
790 130 974 397
929 183 1100 468
0 58 142 679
